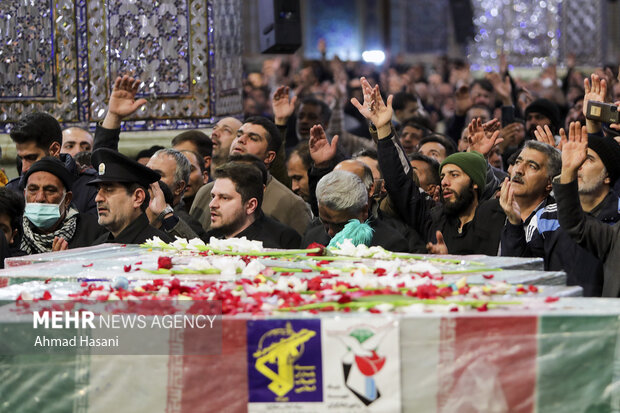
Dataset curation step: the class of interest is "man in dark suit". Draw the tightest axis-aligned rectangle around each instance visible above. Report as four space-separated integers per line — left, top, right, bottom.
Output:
89 148 172 245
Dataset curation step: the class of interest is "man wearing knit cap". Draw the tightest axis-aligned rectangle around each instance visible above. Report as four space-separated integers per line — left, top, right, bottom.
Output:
353 77 506 255
502 122 620 296
89 148 172 245
524 98 561 140
20 157 106 254
553 123 620 297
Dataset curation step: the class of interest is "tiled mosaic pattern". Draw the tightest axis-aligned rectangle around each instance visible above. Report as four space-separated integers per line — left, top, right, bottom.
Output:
0 0 242 132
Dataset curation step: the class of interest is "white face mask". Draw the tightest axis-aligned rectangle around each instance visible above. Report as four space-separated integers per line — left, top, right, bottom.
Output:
24 193 66 229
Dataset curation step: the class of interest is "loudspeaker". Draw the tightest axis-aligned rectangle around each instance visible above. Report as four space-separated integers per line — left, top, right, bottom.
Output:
449 0 474 45
258 0 302 54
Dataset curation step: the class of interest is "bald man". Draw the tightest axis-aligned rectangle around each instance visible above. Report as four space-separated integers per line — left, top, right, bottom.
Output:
61 127 94 158
210 117 243 170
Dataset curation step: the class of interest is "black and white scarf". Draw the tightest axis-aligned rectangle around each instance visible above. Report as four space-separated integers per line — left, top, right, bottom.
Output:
20 208 79 255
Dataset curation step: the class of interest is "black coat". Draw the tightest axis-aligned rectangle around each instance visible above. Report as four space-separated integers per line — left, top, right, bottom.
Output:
94 213 172 245
68 213 109 249
503 190 620 297
378 133 505 256
301 217 409 252
204 213 301 249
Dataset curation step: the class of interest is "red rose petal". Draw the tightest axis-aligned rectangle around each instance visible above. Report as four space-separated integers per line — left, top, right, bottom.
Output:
482 274 494 279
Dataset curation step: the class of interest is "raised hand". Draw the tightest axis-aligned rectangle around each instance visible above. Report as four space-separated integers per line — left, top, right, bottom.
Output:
534 125 558 148
103 75 147 129
272 85 297 125
350 77 393 131
467 118 503 157
309 125 338 169
454 85 473 116
487 72 512 105
147 182 168 227
426 230 448 254
560 121 588 183
498 122 525 149
583 74 607 134
499 178 522 225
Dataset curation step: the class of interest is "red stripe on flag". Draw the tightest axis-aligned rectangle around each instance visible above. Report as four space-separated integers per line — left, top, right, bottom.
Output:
438 316 537 413
176 319 248 413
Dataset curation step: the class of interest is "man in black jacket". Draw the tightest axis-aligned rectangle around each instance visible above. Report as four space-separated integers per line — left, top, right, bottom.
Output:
19 157 106 254
89 149 172 245
352 77 505 255
204 162 300 249
8 112 98 216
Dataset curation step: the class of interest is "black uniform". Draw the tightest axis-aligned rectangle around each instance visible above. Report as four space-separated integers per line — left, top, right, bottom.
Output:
89 148 170 245
94 213 171 245
204 213 300 249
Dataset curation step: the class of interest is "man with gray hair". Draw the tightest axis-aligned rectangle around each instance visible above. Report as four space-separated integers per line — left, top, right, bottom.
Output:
500 139 561 252
501 123 620 296
300 170 408 251
146 148 207 239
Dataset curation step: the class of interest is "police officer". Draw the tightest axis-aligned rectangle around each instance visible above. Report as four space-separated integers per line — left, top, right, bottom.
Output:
89 148 172 244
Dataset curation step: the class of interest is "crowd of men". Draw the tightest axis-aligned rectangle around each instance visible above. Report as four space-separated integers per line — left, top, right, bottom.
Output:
1 52 620 297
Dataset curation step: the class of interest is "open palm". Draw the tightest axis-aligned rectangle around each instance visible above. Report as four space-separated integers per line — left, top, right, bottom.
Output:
350 77 393 129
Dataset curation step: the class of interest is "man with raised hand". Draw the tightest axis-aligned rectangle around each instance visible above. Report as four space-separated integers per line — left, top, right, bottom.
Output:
352 77 506 255
554 122 620 296
502 121 620 296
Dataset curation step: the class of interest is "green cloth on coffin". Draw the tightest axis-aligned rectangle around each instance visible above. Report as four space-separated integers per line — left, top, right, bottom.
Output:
328 219 374 248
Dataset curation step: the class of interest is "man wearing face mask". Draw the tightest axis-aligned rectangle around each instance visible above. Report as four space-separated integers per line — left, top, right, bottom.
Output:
20 157 107 254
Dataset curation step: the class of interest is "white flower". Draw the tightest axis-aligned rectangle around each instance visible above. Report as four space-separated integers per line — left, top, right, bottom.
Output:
170 237 189 250
329 240 392 258
242 259 266 277
185 258 213 271
209 236 263 253
143 236 170 249
211 256 245 276
400 262 442 276
187 238 207 250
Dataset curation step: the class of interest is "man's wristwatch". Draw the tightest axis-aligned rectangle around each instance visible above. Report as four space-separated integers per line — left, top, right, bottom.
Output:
156 205 174 223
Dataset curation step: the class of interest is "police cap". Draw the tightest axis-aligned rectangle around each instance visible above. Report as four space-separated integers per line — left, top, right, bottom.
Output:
88 148 160 187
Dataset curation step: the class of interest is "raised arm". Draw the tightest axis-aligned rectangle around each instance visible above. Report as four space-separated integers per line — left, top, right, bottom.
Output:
94 75 147 151
352 77 433 239
555 121 617 261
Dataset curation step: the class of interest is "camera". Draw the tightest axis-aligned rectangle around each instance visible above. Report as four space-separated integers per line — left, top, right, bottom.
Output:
586 101 619 124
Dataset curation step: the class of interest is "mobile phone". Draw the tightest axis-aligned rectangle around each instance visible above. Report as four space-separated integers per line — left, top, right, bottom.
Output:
501 106 515 127
586 101 619 123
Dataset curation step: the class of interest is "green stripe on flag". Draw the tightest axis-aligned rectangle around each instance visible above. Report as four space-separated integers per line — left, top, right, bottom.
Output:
538 315 619 413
